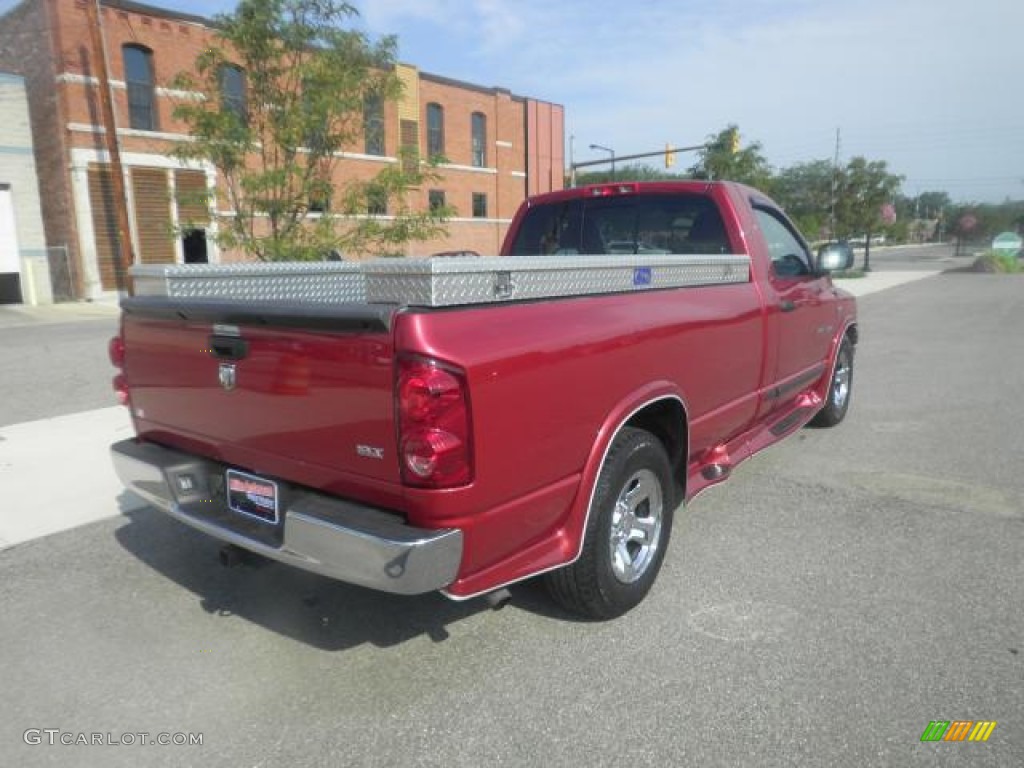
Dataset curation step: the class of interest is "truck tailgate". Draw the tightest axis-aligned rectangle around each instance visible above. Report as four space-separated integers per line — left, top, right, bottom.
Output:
120 298 401 495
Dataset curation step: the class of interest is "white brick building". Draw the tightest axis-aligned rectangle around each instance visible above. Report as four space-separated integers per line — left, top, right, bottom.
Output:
0 72 49 304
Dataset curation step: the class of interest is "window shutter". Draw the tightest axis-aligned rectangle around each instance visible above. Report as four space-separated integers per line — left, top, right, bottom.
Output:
87 165 121 291
131 168 175 264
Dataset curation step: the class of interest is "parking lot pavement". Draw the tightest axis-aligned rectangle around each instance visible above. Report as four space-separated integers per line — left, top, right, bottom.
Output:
0 266 936 549
1 272 1020 767
0 407 144 550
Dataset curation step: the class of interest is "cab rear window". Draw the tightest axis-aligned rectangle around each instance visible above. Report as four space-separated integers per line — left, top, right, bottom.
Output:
510 193 735 256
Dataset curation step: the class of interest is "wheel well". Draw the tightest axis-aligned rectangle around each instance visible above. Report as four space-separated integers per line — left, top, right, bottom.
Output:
626 399 688 504
846 323 859 346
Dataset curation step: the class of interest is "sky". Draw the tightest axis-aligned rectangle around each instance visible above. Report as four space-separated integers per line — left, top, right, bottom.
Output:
3 0 1022 203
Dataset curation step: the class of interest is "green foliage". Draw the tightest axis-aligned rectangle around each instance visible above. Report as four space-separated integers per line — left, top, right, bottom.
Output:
687 125 773 189
171 0 448 261
772 160 836 241
833 157 903 241
946 202 1024 244
972 250 1022 273
571 164 689 186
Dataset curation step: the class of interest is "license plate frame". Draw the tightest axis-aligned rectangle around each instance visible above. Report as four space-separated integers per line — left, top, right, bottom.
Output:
225 469 279 525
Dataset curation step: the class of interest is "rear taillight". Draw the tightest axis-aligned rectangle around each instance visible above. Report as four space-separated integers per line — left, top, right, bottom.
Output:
588 183 638 197
396 356 473 488
109 334 129 407
108 335 125 368
112 373 129 406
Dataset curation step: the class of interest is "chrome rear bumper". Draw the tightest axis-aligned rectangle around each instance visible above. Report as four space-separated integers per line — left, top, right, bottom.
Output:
111 439 462 595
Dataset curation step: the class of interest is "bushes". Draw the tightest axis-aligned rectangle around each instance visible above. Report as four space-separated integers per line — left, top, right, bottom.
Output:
970 250 1023 273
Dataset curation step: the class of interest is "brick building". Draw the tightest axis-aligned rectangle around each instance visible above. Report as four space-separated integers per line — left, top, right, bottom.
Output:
0 0 564 299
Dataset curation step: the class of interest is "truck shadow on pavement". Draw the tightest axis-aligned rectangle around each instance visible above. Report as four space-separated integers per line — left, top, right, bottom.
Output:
113 496 566 650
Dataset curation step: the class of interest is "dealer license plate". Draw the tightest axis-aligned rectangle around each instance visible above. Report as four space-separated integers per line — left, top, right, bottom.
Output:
225 470 279 524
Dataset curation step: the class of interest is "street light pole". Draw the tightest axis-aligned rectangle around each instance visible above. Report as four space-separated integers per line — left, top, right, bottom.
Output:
589 143 615 181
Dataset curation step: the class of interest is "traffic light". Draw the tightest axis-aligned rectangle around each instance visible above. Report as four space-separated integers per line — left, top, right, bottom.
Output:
665 143 675 168
729 130 740 154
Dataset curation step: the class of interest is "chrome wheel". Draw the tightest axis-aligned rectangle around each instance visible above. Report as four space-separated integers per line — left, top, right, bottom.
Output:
831 349 851 409
608 468 664 584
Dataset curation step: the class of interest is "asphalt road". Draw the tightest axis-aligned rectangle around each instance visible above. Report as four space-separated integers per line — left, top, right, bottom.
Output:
852 242 972 272
0 315 118 426
1 270 1022 767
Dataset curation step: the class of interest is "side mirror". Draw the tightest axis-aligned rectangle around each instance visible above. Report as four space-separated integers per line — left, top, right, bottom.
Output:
816 242 854 273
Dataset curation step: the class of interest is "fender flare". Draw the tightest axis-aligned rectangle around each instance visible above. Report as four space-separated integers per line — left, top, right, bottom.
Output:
816 319 858 400
557 381 690 568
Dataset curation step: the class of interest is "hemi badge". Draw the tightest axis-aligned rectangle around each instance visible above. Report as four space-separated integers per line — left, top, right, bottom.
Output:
356 445 384 460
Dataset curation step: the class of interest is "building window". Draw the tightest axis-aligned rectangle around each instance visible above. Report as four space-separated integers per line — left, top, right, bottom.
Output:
426 102 444 158
471 112 487 168
123 45 156 131
367 187 387 215
472 193 487 218
364 93 385 156
219 64 247 124
428 189 446 212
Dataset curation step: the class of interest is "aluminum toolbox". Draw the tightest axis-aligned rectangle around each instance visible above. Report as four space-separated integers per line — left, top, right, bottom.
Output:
361 254 751 307
128 253 750 308
131 262 366 303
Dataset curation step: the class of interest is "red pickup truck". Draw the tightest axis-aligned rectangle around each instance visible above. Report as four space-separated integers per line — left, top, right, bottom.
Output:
110 181 857 619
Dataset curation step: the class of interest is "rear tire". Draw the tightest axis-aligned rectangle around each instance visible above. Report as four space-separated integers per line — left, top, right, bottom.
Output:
546 427 674 620
810 336 854 428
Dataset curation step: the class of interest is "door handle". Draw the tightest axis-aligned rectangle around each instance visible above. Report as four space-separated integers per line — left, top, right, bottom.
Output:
779 300 797 313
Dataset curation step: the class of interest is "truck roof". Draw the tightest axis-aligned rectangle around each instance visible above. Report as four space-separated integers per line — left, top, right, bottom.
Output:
524 180 727 207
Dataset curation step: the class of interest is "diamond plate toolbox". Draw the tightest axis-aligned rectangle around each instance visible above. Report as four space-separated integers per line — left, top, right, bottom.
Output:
362 254 751 307
131 262 366 303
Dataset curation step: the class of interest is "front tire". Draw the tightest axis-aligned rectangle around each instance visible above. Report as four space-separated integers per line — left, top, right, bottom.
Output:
810 336 854 428
546 427 674 620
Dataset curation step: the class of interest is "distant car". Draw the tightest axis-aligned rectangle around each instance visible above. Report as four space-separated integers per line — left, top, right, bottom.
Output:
431 250 480 258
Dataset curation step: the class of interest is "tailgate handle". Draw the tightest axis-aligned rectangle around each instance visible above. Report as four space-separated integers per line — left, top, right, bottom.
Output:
208 335 249 360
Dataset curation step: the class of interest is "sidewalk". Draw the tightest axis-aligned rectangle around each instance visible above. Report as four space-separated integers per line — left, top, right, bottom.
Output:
832 270 941 297
0 407 145 550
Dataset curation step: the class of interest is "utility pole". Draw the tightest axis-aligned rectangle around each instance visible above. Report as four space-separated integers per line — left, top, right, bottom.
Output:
85 0 134 294
830 127 841 240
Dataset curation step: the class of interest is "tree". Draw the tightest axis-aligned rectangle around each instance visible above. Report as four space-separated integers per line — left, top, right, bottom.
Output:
571 164 687 186
171 0 448 261
772 160 836 241
688 125 772 189
834 157 903 270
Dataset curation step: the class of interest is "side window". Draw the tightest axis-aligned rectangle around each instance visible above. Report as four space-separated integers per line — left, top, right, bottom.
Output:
754 207 811 278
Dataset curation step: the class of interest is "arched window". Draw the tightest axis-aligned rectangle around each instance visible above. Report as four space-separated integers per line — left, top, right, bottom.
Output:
471 112 487 167
219 64 247 124
123 44 156 131
426 102 444 158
